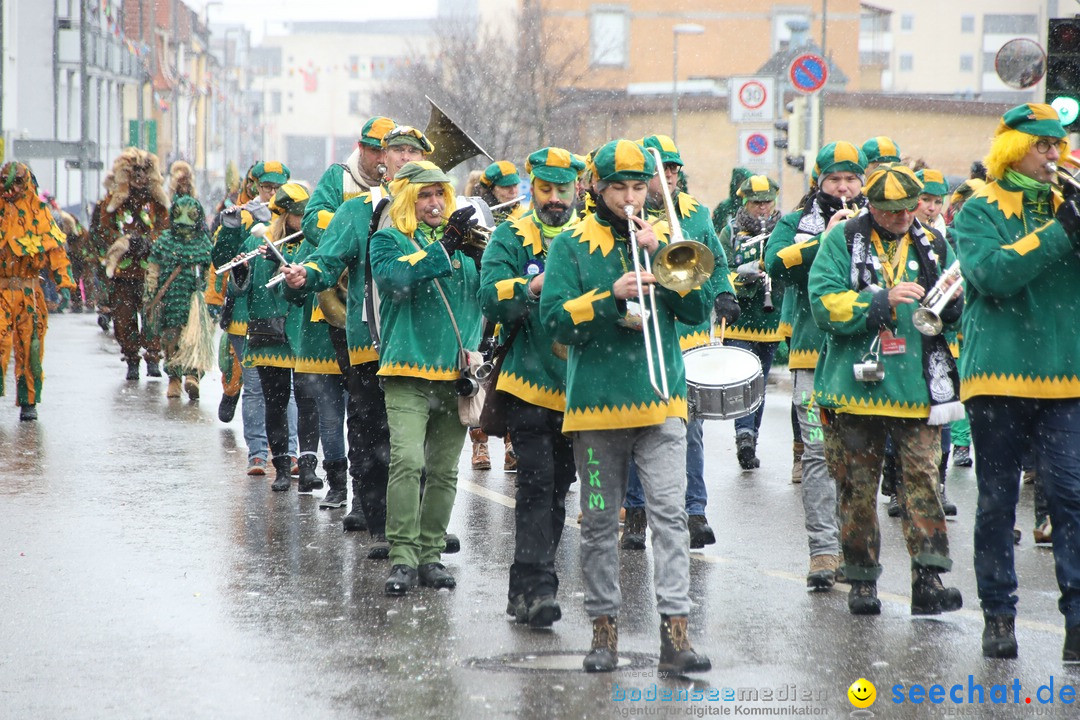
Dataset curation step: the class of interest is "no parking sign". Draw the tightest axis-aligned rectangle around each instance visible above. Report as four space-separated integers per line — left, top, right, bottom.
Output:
789 53 828 94
738 130 774 166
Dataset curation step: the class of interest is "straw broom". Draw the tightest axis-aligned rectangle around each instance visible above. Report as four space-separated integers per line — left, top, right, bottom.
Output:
173 269 216 373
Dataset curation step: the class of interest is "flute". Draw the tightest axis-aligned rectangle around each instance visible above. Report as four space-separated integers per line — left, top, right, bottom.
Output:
215 233 300 274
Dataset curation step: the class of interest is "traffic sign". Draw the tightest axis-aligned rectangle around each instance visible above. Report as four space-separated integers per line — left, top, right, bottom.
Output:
729 76 775 123
738 129 774 166
789 53 828 94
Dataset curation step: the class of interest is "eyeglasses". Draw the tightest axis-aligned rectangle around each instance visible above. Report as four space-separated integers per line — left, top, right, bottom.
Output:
1035 138 1067 154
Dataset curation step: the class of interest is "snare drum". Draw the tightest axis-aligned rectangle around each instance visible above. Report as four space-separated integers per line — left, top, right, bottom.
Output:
682 344 764 420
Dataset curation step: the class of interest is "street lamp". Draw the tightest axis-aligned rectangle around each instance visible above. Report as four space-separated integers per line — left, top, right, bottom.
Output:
672 23 705 142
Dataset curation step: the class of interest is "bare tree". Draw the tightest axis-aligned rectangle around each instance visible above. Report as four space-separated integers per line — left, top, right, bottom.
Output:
372 1 590 173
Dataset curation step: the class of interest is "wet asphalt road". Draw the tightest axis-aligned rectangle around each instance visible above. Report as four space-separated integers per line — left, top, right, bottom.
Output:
2 313 1078 719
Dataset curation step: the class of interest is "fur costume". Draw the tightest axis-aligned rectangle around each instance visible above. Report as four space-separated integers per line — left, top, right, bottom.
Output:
169 160 197 200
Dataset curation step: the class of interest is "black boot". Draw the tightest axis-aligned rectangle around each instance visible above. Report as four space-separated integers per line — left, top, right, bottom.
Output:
1064 625 1080 662
270 456 291 492
319 458 348 508
848 580 881 615
583 615 618 673
621 507 647 550
218 393 239 423
939 483 957 516
343 478 368 531
125 360 140 381
145 359 162 378
658 615 711 674
688 514 716 548
736 433 760 469
911 567 963 615
97 313 111 332
296 455 323 494
19 404 37 422
982 615 1018 658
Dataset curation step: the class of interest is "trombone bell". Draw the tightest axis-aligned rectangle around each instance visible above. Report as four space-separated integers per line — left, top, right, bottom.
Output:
653 241 716 293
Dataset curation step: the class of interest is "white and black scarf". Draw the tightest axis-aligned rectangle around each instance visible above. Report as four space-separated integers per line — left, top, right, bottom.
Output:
844 209 963 425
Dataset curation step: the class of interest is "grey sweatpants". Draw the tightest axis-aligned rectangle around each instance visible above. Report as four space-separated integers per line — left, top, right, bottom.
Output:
793 369 841 557
574 418 691 618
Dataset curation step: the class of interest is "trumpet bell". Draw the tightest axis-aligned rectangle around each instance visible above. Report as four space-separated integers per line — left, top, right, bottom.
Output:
911 307 943 336
653 240 716 293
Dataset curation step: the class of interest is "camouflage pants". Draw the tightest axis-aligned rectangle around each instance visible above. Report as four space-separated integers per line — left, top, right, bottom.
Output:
823 412 951 581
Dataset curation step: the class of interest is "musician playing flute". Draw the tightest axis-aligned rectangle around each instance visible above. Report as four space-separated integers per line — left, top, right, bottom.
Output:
765 142 866 591
620 134 738 552
541 140 711 675
718 174 784 471
953 103 1080 661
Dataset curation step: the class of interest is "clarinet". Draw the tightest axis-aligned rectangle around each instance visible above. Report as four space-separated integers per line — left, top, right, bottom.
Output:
759 218 775 313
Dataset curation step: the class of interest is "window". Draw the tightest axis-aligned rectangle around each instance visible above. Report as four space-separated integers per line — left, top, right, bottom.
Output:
271 91 281 114
860 11 890 34
961 15 975 33
900 14 913 32
983 14 1038 35
899 53 913 71
959 55 973 72
860 51 889 66
983 51 998 69
349 55 359 80
348 92 360 114
590 6 628 67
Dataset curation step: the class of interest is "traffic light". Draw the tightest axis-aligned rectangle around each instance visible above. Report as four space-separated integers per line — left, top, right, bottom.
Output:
777 99 807 172
1047 19 1080 130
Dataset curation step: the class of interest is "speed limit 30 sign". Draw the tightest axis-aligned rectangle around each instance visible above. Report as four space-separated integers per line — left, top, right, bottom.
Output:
729 76 775 123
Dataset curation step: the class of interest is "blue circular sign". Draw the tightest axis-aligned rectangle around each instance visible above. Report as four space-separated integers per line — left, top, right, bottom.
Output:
746 133 769 155
789 53 828 94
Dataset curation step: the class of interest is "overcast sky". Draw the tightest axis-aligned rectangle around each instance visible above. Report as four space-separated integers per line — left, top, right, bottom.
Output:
191 0 439 39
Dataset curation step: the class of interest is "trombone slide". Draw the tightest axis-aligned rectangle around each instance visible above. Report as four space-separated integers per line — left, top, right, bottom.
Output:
625 204 670 401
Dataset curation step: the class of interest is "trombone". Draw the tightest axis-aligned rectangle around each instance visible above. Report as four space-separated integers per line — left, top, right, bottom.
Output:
625 203 669 401
912 260 963 336
643 147 716 292
1046 161 1080 192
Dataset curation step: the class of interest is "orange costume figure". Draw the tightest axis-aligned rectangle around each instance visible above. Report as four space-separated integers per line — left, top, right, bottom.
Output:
0 162 76 421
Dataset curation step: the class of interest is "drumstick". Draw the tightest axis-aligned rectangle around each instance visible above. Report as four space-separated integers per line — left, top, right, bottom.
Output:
720 318 727 344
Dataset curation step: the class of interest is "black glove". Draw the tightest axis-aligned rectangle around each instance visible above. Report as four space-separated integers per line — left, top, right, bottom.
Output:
1056 198 1080 240
440 205 478 254
713 292 741 326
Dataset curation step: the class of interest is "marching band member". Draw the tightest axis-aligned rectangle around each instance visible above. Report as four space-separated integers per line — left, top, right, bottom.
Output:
541 139 711 674
765 142 866 591
620 134 737 551
368 161 483 595
808 164 963 618
861 135 902 176
478 161 526 224
719 174 784 470
479 147 583 628
953 103 1080 660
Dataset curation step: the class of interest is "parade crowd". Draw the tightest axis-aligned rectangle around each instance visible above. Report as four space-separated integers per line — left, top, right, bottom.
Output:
1 101 1078 672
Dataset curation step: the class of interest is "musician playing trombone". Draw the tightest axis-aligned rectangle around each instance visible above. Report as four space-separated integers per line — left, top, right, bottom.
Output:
952 103 1080 661
618 134 738 552
808 165 964 619
541 139 711 675
718 174 785 471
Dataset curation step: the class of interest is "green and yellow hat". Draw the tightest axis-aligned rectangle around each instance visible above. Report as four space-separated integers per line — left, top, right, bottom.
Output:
639 134 683 167
480 161 520 188
270 183 310 216
737 175 779 203
382 125 435 153
252 161 290 185
392 160 451 185
865 165 924 211
915 169 949 197
592 139 656 183
861 136 902 165
360 116 396 148
525 147 584 184
814 142 867 179
997 102 1066 138
951 178 986 205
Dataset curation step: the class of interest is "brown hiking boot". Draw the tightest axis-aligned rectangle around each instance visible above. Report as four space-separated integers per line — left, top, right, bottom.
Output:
807 554 839 590
658 615 711 674
503 435 517 472
470 428 491 470
791 441 804 483
166 377 182 398
583 615 618 672
1034 517 1053 545
184 375 199 400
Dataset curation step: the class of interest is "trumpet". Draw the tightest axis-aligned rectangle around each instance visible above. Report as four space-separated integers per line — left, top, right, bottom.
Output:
626 204 669 401
1046 161 1080 192
911 259 963 336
